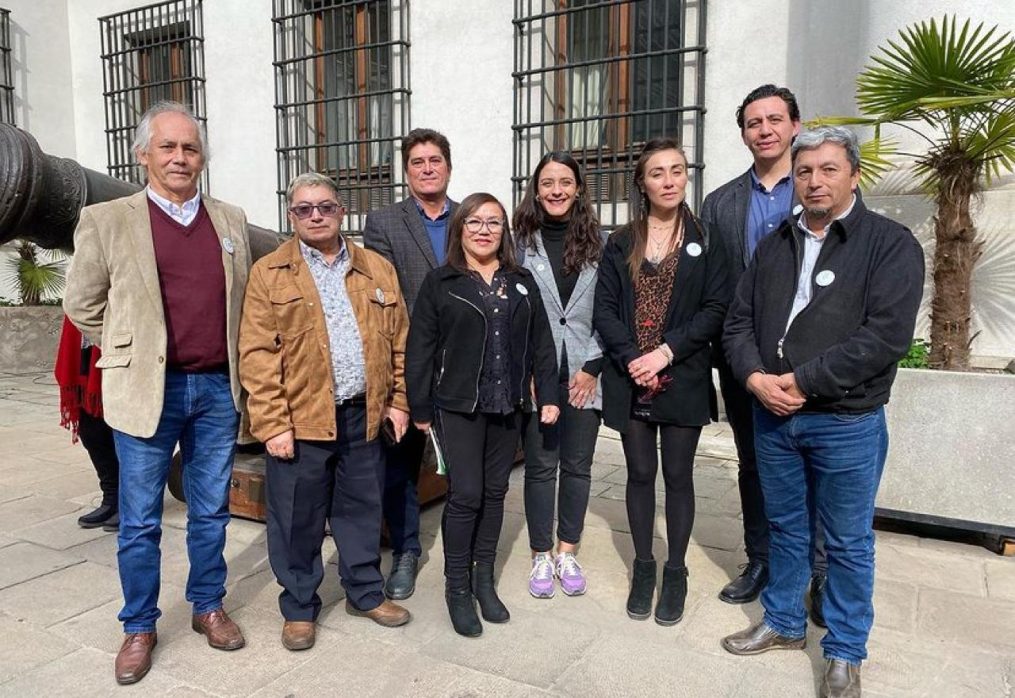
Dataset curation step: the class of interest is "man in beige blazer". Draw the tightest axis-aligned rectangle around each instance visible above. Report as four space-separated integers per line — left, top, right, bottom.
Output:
64 102 251 685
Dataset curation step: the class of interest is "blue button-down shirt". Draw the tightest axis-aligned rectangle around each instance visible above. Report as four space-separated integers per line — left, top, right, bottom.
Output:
746 170 794 258
413 198 451 265
299 239 367 402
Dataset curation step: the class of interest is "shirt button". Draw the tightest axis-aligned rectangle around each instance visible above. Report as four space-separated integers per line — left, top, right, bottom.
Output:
495 331 500 336
768 224 774 228
496 355 501 360
496 380 501 385
158 356 165 364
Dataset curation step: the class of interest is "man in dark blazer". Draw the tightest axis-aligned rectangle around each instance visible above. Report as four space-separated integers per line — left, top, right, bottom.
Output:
363 128 458 599
701 85 826 615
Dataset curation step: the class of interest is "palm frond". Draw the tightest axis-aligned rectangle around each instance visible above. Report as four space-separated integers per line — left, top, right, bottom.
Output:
857 136 899 191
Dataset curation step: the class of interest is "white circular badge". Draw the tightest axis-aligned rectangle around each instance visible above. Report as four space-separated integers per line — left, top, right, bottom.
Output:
815 270 835 287
221 237 235 254
375 288 385 303
515 283 529 296
536 263 546 272
792 204 804 217
686 242 702 257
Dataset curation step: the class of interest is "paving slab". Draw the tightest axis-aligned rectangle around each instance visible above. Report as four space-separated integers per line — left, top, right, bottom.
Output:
917 588 1015 651
0 612 79 685
0 646 185 697
985 558 1015 602
0 494 80 532
0 542 84 590
12 511 113 550
875 543 987 596
0 561 121 627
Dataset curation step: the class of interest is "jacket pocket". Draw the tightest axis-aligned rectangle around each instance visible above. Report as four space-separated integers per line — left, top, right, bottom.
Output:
95 354 132 369
109 332 133 348
269 286 313 337
368 289 399 338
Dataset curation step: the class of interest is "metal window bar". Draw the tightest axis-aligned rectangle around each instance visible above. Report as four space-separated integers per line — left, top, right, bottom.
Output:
99 0 208 189
0 8 13 125
272 0 411 237
512 0 707 230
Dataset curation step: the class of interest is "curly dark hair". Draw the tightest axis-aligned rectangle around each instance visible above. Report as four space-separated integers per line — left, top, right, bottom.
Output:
512 151 602 276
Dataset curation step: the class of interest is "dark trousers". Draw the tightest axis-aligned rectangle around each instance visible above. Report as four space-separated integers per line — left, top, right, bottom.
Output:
522 383 601 551
718 363 827 574
78 410 119 507
265 403 386 620
381 424 425 556
438 409 520 588
622 419 701 566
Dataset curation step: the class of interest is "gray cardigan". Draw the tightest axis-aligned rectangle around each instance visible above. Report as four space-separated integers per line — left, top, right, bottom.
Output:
519 231 606 411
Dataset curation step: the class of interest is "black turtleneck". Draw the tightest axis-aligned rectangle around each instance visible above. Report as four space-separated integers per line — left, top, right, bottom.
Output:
540 220 602 379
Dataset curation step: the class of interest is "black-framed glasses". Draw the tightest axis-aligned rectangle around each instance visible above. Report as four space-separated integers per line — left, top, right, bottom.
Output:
288 202 344 219
464 218 505 234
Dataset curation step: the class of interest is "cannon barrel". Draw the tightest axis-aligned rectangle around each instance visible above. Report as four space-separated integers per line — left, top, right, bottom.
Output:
0 123 279 257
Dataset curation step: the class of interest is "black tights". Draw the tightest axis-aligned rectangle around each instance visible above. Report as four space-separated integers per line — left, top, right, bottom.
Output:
621 419 701 566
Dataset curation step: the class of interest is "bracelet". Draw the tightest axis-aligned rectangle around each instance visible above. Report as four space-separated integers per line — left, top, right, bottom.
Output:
657 343 674 365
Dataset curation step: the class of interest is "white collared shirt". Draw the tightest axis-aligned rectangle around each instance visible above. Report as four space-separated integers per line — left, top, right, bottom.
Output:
146 186 202 226
784 195 856 333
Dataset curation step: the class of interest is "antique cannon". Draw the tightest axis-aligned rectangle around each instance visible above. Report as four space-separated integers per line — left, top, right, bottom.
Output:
0 123 447 522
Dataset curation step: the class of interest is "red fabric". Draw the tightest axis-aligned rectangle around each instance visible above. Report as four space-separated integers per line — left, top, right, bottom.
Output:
54 315 103 442
148 200 228 371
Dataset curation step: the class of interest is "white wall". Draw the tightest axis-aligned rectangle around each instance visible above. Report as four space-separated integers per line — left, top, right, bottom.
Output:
4 0 76 156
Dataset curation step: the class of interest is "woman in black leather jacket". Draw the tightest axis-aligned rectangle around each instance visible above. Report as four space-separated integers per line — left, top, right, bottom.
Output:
406 192 559 638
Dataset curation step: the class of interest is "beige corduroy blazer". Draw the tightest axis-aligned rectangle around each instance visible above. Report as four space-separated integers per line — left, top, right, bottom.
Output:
63 190 252 438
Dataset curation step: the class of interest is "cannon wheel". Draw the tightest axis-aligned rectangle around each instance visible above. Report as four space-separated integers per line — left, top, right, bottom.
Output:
168 451 185 502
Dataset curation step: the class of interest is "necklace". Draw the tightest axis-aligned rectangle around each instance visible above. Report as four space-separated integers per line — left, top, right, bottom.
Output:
646 218 683 263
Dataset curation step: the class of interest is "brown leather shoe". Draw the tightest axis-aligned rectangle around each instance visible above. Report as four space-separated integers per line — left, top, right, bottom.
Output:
114 632 157 685
281 621 316 651
345 599 411 627
191 608 245 650
820 659 861 697
721 621 806 655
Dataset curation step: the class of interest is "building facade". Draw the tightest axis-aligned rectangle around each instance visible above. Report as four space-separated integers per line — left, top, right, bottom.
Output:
1 0 1012 361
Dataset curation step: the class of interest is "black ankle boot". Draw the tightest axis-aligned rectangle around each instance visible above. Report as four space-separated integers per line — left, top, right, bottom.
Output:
472 562 510 623
445 587 482 637
626 558 657 620
655 564 688 626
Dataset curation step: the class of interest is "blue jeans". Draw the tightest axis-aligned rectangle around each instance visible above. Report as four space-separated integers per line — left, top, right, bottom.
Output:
113 371 239 633
753 405 888 665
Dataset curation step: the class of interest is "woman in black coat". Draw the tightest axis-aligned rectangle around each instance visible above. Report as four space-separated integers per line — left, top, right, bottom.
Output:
594 138 730 626
406 192 560 638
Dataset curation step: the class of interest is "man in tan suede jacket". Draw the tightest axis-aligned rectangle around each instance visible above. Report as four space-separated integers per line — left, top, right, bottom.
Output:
239 172 412 652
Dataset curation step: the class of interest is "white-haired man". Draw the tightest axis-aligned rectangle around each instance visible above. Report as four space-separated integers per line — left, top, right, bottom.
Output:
64 101 251 685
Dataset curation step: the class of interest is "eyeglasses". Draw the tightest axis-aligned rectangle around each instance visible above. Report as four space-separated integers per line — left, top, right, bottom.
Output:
464 218 504 234
288 202 344 219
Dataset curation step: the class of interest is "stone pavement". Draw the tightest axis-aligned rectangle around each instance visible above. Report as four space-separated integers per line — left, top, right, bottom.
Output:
0 371 1011 697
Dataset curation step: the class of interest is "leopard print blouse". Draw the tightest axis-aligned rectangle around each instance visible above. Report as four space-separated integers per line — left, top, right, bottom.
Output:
634 251 680 353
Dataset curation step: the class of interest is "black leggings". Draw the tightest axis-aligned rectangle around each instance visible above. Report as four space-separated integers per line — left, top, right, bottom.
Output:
78 410 119 507
621 419 701 567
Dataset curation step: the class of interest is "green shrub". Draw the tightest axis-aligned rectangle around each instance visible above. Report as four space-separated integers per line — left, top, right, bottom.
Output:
899 339 930 369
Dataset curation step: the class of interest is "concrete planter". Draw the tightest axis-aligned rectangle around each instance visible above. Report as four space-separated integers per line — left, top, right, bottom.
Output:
879 368 1015 537
0 306 63 374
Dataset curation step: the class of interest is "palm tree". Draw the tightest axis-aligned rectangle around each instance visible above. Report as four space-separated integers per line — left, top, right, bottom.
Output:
820 16 1015 370
3 240 66 305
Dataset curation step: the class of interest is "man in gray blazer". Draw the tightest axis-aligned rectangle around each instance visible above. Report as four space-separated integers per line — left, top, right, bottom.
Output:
701 85 829 611
64 102 250 685
363 128 458 599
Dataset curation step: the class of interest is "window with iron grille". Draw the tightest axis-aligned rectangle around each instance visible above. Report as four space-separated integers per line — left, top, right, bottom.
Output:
99 0 207 187
273 0 410 235
0 8 14 125
513 0 707 228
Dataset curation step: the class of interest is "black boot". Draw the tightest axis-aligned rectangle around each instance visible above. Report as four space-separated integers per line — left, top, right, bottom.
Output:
655 564 688 626
77 503 117 529
472 562 510 623
809 573 827 628
445 586 482 638
626 558 657 620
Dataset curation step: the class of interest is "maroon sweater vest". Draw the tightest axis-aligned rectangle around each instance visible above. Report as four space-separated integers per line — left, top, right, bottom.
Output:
148 199 228 372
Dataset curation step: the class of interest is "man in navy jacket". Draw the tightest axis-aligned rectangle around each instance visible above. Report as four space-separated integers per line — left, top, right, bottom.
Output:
720 126 924 698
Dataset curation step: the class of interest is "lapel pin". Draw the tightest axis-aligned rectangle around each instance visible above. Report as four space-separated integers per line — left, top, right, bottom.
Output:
686 242 702 257
221 237 235 255
792 204 804 216
815 270 835 287
375 288 385 303
515 283 529 296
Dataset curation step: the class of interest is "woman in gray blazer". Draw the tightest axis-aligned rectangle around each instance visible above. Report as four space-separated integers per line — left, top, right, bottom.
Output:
513 152 606 600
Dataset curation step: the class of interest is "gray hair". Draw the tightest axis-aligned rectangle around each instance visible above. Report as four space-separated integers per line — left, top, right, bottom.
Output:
791 126 860 173
131 101 208 161
285 172 342 205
